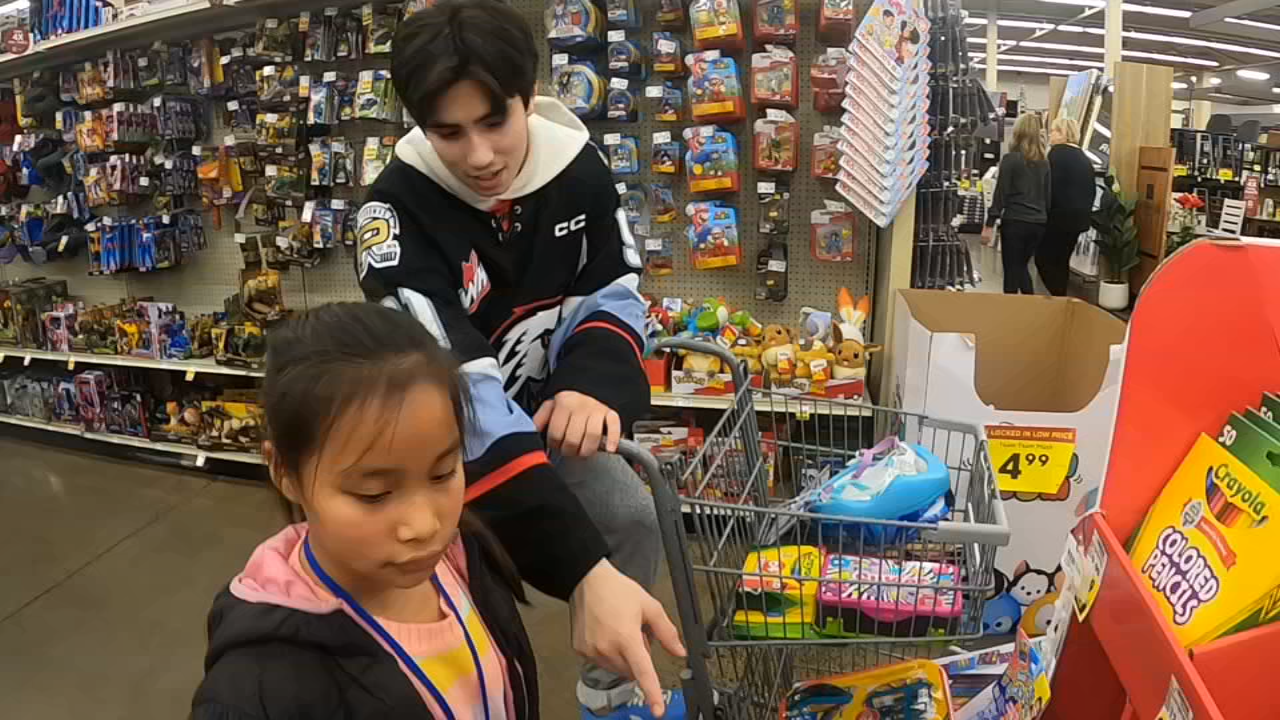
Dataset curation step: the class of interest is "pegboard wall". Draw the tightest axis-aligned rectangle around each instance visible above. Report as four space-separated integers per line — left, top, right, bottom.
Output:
0 0 884 335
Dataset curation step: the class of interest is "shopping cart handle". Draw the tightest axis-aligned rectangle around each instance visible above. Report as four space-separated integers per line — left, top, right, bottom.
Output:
614 438 664 486
652 336 749 391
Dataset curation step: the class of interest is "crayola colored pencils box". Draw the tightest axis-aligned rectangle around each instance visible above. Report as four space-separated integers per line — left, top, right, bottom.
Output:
1130 419 1280 647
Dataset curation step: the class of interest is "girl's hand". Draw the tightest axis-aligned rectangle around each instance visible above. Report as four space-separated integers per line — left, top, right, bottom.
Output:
533 390 622 457
571 559 686 717
980 226 994 247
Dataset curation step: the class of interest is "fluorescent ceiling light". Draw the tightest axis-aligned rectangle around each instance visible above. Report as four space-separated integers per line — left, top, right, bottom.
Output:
1171 81 1189 89
1034 0 1192 17
1224 17 1280 32
971 15 1280 59
964 37 1219 67
969 51 1104 67
1209 76 1223 85
1238 69 1272 80
973 63 1076 76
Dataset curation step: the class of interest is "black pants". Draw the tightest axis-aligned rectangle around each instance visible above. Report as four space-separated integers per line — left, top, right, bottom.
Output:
1035 216 1087 296
1000 220 1045 294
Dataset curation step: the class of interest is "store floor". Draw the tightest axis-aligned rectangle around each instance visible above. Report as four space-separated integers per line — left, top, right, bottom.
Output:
0 435 682 719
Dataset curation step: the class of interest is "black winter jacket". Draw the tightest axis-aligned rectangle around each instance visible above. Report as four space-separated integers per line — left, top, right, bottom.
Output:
191 529 538 720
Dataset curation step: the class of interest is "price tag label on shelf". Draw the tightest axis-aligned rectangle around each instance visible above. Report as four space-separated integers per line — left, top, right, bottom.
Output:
331 199 346 210
298 75 311 97
264 164 279 177
607 29 626 41
58 235 69 252
85 222 97 232
645 237 663 251
23 354 31 367
276 235 292 250
824 199 848 212
635 224 650 236
644 85 664 98
298 10 311 30
652 131 671 144
551 53 569 67
191 145 202 157
603 132 622 145
984 425 1077 494
223 134 236 147
137 56 149 67
609 77 629 90
325 6 339 16
362 3 374 24
139 176 150 187
757 181 776 194
67 358 75 370
1156 676 1193 720
615 182 627 195
323 71 337 82
102 216 113 226
162 214 170 224
657 39 676 53
164 158 174 169
766 259 787 272
301 201 315 223
195 453 207 468
226 99 240 111
231 46 244 58
676 396 693 407
219 55 231 65
765 108 789 122
152 97 162 109
265 17 279 28
185 369 198 382
263 64 277 76
222 187 233 199
234 233 247 244
0 353 4 363
265 112 279 122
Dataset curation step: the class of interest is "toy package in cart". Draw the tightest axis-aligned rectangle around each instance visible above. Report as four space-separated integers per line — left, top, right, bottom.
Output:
734 545 822 639
816 554 962 637
781 659 953 719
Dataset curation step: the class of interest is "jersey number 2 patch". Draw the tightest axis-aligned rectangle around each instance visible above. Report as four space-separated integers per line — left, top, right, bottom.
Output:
357 202 402 279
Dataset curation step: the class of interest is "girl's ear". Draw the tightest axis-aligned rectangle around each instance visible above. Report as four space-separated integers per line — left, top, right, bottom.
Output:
263 441 302 505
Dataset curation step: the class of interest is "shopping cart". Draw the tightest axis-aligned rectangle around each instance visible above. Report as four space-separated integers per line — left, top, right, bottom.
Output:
621 337 1010 719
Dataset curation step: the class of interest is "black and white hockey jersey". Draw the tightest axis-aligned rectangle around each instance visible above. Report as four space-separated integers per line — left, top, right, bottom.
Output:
356 97 649 600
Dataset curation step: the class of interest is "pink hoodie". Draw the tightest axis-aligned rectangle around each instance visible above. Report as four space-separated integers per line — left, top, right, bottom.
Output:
229 523 516 719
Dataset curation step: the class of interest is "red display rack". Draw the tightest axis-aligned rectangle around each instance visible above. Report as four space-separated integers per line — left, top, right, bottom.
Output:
1045 238 1280 720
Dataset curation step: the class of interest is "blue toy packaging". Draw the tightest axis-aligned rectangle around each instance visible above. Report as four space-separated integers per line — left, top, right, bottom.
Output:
606 0 639 28
552 59 605 118
606 81 638 121
651 32 683 74
655 84 684 121
685 200 741 270
686 51 745 122
607 34 646 78
683 125 740 194
656 0 685 26
649 182 678 222
546 0 603 49
651 133 681 175
780 659 954 719
810 205 857 262
605 135 641 174
754 0 799 43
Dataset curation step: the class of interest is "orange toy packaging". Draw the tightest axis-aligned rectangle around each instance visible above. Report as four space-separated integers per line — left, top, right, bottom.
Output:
819 0 857 44
753 0 798 44
812 127 841 179
689 0 744 50
810 204 857 262
753 111 797 173
686 51 745 122
810 48 850 113
750 46 797 108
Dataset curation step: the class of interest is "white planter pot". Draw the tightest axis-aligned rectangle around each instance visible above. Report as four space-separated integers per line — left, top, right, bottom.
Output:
1098 280 1129 310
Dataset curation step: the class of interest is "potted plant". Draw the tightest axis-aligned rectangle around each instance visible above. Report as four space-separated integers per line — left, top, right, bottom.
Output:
1165 192 1205 258
1091 192 1139 310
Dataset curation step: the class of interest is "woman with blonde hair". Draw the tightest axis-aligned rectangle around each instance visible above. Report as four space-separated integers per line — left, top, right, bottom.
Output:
982 112 1051 294
1036 116 1095 295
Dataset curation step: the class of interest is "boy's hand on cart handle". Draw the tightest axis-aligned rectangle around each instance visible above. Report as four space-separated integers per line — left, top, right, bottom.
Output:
980 225 994 246
533 391 622 457
572 559 686 718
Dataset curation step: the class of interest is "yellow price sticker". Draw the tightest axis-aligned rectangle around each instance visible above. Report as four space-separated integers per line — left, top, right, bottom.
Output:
984 425 1077 494
1218 168 1235 181
1173 165 1189 177
185 369 197 382
67 358 75 370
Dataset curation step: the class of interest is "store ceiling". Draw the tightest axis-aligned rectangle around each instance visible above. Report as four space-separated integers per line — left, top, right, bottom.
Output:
964 0 1280 104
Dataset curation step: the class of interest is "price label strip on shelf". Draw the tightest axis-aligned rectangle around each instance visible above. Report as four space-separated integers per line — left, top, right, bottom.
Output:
984 425 1077 494
1155 676 1193 720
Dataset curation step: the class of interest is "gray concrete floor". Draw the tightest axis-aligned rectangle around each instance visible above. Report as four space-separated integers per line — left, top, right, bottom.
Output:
0 434 683 719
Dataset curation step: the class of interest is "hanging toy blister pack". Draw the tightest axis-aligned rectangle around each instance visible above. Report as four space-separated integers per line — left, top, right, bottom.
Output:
750 46 798 108
689 0 745 50
607 34 646 78
819 0 858 43
753 110 798 173
605 134 641 174
656 0 685 26
683 125 740 194
812 127 841 179
651 131 682 175
546 0 603 50
553 58 606 118
810 47 851 112
649 181 678 222
810 204 857 262
754 0 799 44
606 0 639 28
686 51 745 122
644 235 674 276
606 79 639 121
656 84 684 121
685 200 741 269
651 32 684 74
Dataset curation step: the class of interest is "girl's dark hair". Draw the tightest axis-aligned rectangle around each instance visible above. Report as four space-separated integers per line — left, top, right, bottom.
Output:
391 0 538 128
264 302 524 601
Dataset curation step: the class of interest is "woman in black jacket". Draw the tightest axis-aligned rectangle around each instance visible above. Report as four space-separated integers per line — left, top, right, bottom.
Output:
982 113 1051 294
1036 117 1096 296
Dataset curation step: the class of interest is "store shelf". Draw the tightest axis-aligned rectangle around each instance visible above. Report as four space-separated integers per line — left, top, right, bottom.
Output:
0 413 264 465
650 391 873 417
0 348 264 378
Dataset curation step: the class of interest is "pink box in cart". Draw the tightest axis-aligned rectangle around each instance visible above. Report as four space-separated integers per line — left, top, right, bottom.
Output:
816 553 962 638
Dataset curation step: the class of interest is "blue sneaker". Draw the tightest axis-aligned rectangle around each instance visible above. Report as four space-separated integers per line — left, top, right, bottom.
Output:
580 687 688 719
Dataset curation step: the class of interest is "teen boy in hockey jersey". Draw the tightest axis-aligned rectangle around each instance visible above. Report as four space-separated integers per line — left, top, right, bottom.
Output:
356 2 685 718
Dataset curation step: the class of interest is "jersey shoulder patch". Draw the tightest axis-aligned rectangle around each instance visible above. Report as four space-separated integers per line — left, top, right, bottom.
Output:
356 201 402 279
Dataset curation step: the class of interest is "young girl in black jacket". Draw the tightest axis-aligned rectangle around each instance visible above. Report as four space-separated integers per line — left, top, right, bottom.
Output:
192 302 538 719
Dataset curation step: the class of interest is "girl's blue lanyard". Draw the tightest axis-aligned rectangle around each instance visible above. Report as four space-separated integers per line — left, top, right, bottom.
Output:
303 536 491 720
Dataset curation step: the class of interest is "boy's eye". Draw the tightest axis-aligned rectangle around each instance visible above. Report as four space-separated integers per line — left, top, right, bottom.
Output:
353 491 391 504
482 117 506 130
431 466 459 484
433 129 461 141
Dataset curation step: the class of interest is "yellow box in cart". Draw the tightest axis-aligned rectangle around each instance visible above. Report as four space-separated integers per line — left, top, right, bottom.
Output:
1129 433 1280 647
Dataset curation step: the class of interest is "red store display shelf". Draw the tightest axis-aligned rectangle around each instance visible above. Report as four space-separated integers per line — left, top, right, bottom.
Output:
1045 238 1280 720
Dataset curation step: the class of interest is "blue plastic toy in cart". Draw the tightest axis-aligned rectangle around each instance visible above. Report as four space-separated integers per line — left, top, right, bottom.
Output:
803 437 951 545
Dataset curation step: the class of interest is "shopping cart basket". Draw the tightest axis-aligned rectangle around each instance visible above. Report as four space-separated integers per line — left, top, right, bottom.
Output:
622 337 1009 719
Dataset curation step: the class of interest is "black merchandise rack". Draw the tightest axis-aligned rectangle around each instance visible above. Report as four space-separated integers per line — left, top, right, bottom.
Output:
911 0 996 290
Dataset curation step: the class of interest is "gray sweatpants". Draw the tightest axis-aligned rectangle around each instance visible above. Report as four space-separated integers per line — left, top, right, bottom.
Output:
553 451 662 711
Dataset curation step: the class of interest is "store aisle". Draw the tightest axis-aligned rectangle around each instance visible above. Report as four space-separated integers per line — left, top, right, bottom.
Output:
0 436 679 719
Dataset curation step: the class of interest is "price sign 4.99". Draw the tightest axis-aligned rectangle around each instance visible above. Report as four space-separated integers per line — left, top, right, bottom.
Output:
984 425 1078 494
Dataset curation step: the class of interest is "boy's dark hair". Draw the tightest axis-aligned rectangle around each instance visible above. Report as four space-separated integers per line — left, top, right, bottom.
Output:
391 0 538 127
263 302 525 601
